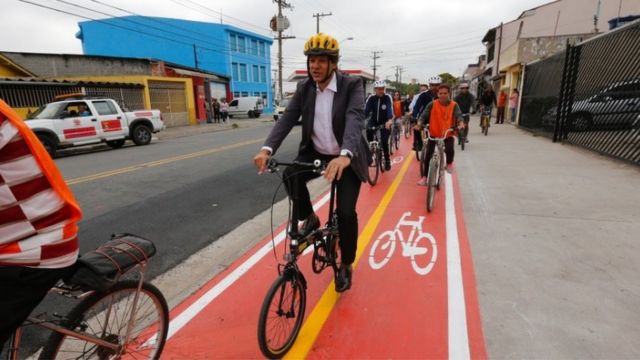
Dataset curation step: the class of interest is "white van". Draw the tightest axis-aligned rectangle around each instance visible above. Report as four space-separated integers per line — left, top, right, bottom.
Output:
227 96 264 118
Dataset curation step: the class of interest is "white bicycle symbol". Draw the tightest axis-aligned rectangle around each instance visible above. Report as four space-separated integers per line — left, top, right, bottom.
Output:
368 212 438 275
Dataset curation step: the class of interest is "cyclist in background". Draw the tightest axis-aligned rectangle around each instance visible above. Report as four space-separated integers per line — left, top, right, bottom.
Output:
479 85 497 126
416 84 464 185
412 76 441 152
392 91 404 140
365 80 394 171
453 83 475 143
0 100 83 352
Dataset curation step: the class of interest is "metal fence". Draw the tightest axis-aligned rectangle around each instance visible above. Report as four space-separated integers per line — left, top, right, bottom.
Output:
520 21 640 165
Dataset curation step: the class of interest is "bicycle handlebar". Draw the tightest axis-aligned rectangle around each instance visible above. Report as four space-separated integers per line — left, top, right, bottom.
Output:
267 158 326 173
425 127 456 141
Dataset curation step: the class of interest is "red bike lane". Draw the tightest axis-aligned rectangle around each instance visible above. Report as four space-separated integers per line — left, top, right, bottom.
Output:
161 137 486 359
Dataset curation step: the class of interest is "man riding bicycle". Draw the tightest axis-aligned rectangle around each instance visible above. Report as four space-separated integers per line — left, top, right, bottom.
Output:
416 84 464 185
253 33 369 293
453 83 475 143
411 76 441 152
365 80 394 171
0 100 83 352
479 84 497 126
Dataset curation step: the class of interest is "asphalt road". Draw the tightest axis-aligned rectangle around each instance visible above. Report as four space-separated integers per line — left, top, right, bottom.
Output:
10 121 302 356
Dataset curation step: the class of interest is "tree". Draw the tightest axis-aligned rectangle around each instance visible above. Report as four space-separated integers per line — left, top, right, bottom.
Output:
439 73 457 88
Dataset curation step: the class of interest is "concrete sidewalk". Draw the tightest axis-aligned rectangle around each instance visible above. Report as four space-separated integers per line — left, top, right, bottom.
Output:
456 119 640 358
157 116 272 140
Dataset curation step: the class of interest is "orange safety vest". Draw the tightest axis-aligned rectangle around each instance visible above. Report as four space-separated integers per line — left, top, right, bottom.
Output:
0 99 82 268
428 100 457 138
393 100 403 118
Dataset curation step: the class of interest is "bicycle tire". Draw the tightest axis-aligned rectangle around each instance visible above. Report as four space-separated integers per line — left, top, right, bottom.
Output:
419 145 429 179
426 156 438 212
377 147 385 174
41 280 169 360
367 146 379 186
257 273 306 359
388 128 395 155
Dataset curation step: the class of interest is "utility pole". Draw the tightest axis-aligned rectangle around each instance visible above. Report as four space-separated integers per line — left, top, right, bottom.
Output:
273 0 295 101
371 51 383 79
313 12 332 33
394 65 404 84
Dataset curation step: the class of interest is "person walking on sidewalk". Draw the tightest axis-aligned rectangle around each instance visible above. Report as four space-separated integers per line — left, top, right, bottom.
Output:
454 83 475 143
497 88 507 124
253 33 370 293
365 80 394 171
0 100 83 353
220 99 229 124
416 84 463 185
509 89 519 123
212 98 221 123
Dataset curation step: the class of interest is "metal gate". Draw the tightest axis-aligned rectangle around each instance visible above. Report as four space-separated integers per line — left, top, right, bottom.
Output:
520 21 640 165
148 80 188 127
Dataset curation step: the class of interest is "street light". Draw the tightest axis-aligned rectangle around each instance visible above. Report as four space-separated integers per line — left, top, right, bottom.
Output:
340 37 354 43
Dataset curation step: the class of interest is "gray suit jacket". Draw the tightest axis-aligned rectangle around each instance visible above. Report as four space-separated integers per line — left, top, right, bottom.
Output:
264 71 370 182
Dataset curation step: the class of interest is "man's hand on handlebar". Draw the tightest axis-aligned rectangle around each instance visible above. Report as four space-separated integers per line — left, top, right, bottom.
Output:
324 156 351 182
253 149 271 174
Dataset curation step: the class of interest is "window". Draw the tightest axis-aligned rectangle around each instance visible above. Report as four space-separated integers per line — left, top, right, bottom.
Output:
230 99 238 106
238 36 246 53
233 92 240 98
251 39 258 55
261 92 268 103
257 42 263 57
260 66 266 83
230 34 238 52
254 92 260 97
252 65 259 82
93 100 118 115
240 64 247 81
232 62 239 80
241 91 249 97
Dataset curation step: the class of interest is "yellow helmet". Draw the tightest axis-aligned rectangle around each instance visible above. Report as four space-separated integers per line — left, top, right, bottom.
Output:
303 33 340 57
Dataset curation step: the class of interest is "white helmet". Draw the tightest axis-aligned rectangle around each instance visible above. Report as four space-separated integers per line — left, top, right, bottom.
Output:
373 80 386 88
427 75 442 85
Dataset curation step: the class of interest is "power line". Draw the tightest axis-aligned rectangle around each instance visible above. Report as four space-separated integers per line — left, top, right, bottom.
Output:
312 12 332 33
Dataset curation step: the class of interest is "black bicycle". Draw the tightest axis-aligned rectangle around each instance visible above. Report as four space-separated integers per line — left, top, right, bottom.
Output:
388 120 400 155
367 125 386 186
257 159 341 359
458 113 470 151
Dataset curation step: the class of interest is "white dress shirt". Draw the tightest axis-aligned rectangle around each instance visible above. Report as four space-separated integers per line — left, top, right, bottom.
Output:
312 72 341 155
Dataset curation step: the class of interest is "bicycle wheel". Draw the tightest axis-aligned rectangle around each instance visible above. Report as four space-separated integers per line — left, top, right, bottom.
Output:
419 145 429 180
367 146 379 186
41 280 169 360
388 128 395 155
403 119 410 139
426 156 439 212
257 273 306 359
377 147 385 174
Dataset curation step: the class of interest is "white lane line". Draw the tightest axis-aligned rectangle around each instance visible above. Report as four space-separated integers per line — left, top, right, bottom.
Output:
165 191 332 340
445 172 470 359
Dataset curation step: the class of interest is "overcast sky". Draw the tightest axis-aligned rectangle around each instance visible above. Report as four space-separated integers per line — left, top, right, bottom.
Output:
2 0 550 87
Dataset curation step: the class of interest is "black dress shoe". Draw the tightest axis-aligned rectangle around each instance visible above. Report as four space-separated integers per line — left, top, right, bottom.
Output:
299 213 320 236
335 264 352 292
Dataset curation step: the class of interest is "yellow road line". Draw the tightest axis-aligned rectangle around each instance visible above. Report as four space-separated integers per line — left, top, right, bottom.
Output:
66 138 264 185
284 154 414 359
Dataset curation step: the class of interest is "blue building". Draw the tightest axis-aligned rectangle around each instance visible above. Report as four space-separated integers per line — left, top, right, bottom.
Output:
76 16 274 113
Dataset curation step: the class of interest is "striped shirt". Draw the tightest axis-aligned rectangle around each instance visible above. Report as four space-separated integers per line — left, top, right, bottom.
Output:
0 104 81 268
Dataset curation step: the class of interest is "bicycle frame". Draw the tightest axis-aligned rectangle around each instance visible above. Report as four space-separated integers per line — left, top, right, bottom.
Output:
8 264 149 360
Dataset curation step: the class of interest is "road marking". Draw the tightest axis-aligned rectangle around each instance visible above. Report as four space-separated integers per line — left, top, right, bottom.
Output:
445 172 470 359
164 191 332 340
284 154 414 359
66 138 264 185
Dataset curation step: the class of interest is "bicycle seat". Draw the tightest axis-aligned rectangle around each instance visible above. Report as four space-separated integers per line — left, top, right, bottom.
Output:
65 233 156 292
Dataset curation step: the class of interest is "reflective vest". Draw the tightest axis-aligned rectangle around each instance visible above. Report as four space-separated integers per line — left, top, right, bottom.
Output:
0 100 82 268
429 100 457 138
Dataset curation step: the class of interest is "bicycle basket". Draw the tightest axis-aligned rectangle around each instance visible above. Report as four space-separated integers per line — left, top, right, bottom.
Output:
65 233 156 292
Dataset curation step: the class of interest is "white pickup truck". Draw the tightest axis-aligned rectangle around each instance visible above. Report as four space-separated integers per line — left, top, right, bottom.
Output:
25 97 165 157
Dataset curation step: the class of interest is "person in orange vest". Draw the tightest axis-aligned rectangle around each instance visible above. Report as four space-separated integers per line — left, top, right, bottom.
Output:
0 99 82 352
416 84 464 185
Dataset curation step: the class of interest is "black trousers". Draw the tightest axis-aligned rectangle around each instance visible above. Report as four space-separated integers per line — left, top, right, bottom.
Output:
283 148 362 265
0 266 71 353
421 137 455 177
366 127 390 163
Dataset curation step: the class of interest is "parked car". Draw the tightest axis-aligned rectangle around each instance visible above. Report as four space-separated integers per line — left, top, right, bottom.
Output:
25 95 164 157
542 79 640 131
273 97 290 121
227 96 263 118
